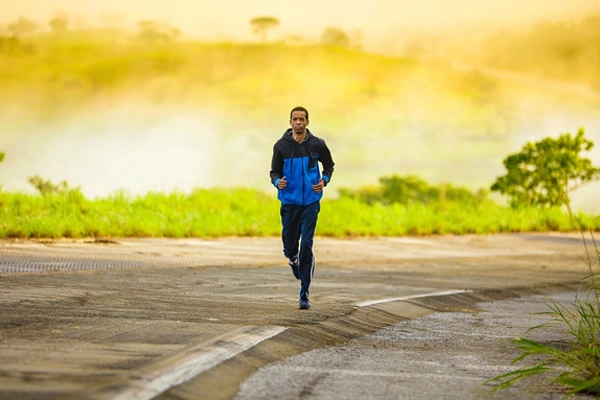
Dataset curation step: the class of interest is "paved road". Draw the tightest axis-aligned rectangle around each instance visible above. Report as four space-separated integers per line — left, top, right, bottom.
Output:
236 289 591 400
0 233 596 399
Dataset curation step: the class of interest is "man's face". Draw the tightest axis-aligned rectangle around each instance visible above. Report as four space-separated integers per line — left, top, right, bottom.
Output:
290 111 308 134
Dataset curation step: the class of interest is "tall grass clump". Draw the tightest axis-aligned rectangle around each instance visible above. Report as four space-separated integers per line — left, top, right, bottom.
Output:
485 229 600 397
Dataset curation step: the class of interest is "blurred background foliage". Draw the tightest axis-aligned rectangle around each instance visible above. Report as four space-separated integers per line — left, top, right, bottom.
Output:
0 9 599 219
479 15 600 87
4 12 599 120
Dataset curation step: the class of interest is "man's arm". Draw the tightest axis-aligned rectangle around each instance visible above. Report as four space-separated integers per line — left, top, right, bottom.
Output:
270 144 284 188
319 140 335 186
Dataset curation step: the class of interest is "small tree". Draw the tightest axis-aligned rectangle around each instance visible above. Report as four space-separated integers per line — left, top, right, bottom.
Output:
8 17 39 37
137 20 181 43
0 35 28 55
491 128 600 210
250 16 279 43
28 175 68 196
321 27 351 48
49 10 69 33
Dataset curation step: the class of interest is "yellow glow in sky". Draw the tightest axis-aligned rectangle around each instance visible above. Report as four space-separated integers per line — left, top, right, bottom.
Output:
3 0 599 43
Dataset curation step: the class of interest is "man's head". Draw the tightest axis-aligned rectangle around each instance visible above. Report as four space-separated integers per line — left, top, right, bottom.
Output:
290 106 309 121
289 106 309 135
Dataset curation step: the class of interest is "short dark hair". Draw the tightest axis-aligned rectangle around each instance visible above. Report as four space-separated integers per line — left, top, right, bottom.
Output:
290 106 309 121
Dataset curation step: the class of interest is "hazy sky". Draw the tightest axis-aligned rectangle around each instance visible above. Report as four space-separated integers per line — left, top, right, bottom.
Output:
3 0 599 44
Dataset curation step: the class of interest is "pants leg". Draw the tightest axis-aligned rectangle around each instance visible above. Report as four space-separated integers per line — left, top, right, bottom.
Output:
281 202 321 300
298 202 320 300
280 204 301 261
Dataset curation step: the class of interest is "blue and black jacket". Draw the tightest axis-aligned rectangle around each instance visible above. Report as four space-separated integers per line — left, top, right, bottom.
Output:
270 128 335 206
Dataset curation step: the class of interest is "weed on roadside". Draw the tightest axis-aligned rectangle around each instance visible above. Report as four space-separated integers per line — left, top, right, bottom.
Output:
484 229 600 397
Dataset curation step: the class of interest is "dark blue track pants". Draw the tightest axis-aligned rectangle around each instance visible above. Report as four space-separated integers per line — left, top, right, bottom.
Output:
280 201 320 300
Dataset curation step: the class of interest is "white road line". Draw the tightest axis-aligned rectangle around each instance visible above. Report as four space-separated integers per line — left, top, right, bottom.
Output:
356 289 471 307
112 325 286 400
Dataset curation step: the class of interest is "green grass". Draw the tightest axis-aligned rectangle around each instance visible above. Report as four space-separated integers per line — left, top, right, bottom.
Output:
1 188 598 239
0 188 280 238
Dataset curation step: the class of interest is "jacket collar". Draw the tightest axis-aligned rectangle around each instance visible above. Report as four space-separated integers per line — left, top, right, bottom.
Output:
283 128 313 142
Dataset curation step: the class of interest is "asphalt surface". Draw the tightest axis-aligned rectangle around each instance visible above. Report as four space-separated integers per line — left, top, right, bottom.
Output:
0 233 598 400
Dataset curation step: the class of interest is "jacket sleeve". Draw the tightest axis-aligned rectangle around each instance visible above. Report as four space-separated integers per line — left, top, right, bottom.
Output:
319 140 335 185
270 143 283 187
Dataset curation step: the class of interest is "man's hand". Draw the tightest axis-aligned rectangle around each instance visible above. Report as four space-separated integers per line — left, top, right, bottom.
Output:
312 179 325 193
277 176 287 189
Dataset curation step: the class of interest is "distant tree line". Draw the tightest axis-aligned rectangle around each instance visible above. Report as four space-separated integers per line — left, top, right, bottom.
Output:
0 12 182 47
249 15 362 49
1 12 363 50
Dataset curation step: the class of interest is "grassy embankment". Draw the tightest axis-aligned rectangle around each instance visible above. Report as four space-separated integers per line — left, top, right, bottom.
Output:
1 30 599 238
